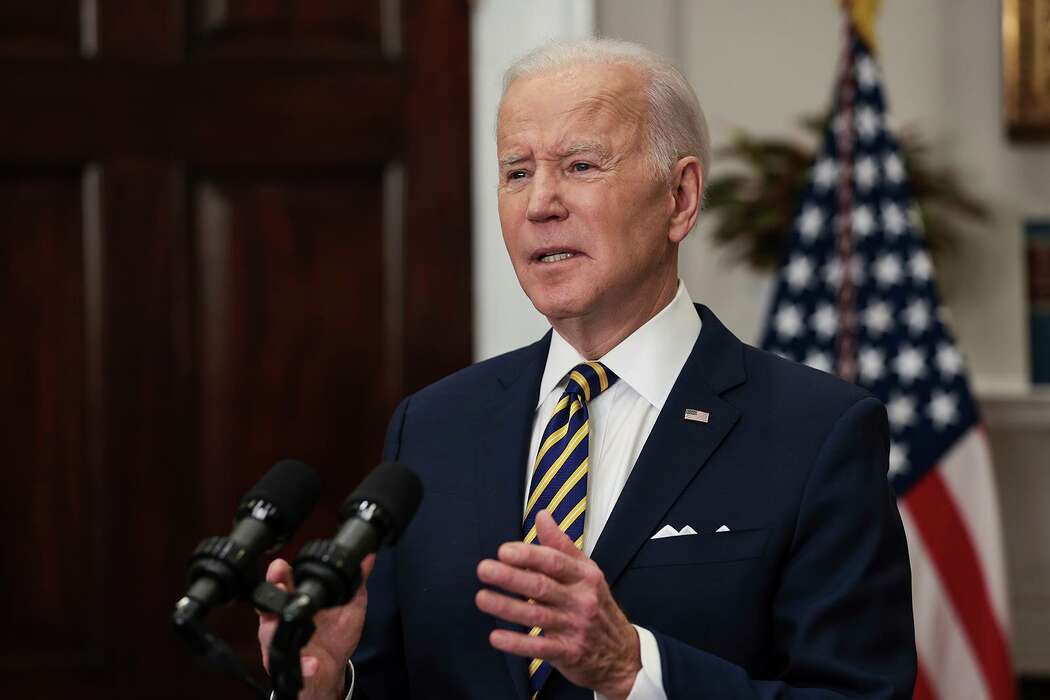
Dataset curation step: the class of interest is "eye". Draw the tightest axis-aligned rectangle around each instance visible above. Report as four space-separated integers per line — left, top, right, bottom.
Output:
506 170 528 181
571 162 593 173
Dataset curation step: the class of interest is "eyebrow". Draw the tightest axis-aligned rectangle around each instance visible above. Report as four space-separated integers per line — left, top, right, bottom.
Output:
499 153 528 168
555 142 610 160
498 142 610 169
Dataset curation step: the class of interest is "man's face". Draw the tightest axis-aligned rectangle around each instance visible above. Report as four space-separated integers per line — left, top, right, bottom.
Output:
496 63 676 324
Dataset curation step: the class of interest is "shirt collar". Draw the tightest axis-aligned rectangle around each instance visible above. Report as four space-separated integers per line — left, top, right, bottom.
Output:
536 281 702 410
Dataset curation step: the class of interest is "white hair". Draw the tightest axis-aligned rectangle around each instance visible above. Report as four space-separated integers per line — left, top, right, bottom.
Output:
500 38 711 191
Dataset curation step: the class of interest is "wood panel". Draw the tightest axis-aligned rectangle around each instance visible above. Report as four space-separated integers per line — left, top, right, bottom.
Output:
188 0 387 59
0 1 83 58
0 0 471 696
191 170 390 532
0 168 105 667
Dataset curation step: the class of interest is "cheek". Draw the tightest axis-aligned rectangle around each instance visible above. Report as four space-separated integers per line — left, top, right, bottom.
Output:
497 197 523 247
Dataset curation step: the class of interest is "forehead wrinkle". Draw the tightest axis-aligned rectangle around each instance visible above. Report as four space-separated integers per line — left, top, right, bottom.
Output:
569 87 647 127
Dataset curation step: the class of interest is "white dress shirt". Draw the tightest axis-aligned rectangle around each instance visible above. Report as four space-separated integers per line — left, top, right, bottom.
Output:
524 280 701 700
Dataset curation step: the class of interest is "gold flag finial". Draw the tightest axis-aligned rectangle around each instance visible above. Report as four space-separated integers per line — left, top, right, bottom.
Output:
840 0 882 52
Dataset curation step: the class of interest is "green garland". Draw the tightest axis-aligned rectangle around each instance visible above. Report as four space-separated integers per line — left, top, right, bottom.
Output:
702 115 990 271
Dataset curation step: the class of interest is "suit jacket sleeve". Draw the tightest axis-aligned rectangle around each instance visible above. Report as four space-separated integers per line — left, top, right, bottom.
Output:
350 396 412 699
652 396 916 699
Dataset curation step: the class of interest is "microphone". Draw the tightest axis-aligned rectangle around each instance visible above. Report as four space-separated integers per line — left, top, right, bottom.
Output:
173 459 321 623
283 462 422 621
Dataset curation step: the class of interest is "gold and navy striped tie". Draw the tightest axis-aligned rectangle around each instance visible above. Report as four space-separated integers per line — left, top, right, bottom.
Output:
523 361 618 697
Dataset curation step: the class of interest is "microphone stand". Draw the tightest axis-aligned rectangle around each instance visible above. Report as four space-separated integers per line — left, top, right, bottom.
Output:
269 594 320 700
172 580 293 700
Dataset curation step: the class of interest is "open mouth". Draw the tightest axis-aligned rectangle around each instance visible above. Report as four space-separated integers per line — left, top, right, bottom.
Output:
534 248 581 263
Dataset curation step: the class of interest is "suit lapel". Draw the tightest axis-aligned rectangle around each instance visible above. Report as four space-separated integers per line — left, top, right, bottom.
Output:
590 305 746 588
475 333 549 700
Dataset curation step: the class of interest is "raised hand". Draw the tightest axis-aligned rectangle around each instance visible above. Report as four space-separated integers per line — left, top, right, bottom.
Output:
475 510 641 700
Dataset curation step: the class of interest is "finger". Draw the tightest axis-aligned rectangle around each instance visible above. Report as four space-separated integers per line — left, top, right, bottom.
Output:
265 557 296 592
477 559 570 605
257 615 276 672
301 655 319 678
536 510 585 559
498 540 585 584
489 628 564 662
361 552 376 582
475 588 566 631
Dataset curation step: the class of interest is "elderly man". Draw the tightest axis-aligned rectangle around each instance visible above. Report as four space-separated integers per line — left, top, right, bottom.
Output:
258 39 916 700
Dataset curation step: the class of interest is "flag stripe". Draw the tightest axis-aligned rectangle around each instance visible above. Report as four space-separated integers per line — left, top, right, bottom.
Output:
903 473 1014 700
913 661 935 700
937 427 1011 629
901 506 991 699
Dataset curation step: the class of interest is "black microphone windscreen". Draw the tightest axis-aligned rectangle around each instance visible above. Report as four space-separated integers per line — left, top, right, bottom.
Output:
242 459 322 535
342 462 422 537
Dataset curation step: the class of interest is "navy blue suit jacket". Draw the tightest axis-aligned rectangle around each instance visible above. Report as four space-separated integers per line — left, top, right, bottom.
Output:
352 305 916 699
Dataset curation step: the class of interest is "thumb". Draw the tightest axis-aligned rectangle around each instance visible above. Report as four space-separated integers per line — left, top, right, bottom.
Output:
536 510 583 558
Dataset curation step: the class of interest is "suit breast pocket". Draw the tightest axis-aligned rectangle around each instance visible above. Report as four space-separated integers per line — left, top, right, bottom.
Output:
627 528 771 569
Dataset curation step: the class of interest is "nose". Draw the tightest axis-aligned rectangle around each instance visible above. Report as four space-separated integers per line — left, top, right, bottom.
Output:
525 168 568 223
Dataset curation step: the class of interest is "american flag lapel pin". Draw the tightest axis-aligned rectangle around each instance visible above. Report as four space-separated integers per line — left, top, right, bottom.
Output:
684 408 710 423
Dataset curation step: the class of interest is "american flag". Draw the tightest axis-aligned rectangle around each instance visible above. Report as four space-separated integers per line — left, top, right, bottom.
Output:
759 23 1015 700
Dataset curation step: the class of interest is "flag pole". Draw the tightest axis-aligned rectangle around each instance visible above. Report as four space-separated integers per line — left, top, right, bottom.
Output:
833 3 859 383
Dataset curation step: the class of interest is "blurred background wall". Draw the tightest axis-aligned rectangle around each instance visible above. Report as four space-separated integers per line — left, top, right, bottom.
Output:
472 0 1050 684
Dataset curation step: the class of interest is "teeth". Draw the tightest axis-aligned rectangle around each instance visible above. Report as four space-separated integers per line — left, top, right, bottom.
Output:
540 252 574 263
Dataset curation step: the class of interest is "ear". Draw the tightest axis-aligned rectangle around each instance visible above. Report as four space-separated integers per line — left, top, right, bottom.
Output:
667 156 702 244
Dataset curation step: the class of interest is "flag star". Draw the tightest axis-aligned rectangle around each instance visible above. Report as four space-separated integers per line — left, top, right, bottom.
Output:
855 105 881 141
858 346 886 383
904 298 931 334
883 151 905 183
804 350 833 374
888 441 909 476
823 258 842 288
774 303 804 340
893 345 926 384
881 201 907 236
854 156 879 191
785 254 815 290
812 158 838 191
863 299 895 336
874 253 903 287
886 393 917 431
797 204 825 243
936 343 963 377
811 303 838 340
823 256 866 289
909 250 933 281
927 390 958 429
856 55 879 89
852 205 876 237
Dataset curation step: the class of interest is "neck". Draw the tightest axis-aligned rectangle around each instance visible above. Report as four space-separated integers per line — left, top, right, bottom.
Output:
551 274 679 360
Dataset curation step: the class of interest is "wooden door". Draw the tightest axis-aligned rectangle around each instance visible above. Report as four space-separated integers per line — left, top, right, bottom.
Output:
0 1 470 697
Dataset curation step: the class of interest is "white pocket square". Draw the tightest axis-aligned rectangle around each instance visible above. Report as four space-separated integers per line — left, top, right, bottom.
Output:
715 525 731 533
650 524 698 539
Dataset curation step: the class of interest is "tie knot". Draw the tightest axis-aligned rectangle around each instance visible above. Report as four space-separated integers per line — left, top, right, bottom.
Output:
565 362 618 403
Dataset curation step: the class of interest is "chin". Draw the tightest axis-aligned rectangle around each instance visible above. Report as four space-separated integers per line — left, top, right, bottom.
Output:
525 286 596 322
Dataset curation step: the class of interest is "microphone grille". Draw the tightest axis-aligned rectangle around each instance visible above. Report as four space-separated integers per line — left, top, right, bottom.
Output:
341 462 422 539
241 459 322 535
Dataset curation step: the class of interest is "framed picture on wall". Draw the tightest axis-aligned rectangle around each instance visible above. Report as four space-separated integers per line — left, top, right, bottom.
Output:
1004 0 1050 139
